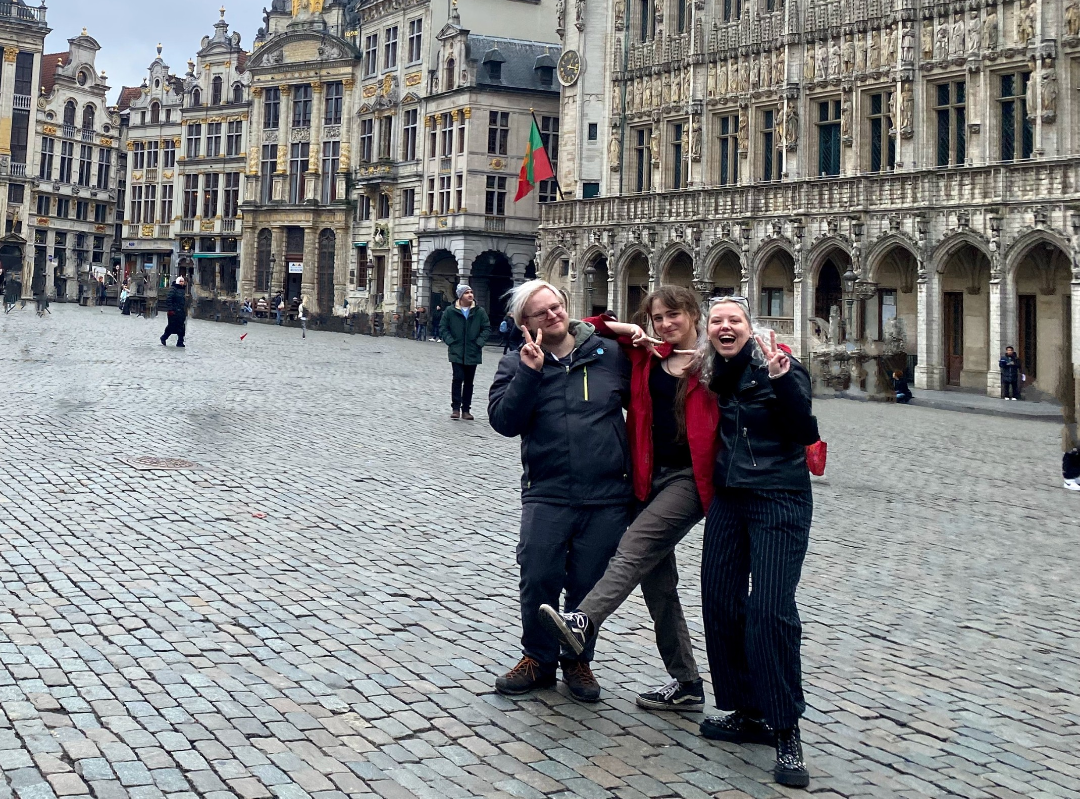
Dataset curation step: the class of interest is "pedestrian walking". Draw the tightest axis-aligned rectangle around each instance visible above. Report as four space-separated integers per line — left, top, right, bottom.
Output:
298 295 308 338
32 268 48 317
499 314 514 353
415 306 428 341
430 305 443 341
160 277 188 347
273 292 284 325
487 279 633 702
539 286 718 713
694 296 820 789
3 269 17 313
439 285 490 420
1064 446 1080 491
999 346 1022 400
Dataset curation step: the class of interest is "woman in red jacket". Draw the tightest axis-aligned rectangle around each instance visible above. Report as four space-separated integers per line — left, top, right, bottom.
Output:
540 285 719 711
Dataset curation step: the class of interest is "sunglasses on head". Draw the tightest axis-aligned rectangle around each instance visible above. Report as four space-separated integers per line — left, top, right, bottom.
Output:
709 295 750 309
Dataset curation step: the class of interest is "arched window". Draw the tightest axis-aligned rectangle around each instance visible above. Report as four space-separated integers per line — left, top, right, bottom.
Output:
317 228 336 315
444 57 455 91
191 87 201 107
150 102 160 124
232 83 243 104
63 100 76 127
211 76 223 105
82 104 95 131
255 228 272 293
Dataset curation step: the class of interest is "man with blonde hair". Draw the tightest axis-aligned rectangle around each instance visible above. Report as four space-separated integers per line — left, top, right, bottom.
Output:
487 280 632 702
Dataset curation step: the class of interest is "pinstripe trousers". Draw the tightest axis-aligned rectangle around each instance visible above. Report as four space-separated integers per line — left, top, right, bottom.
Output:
701 488 812 731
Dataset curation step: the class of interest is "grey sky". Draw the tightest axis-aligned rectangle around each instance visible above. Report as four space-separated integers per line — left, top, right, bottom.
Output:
43 0 265 103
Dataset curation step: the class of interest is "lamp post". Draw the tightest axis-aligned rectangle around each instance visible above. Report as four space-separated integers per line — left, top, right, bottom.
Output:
842 265 857 343
584 263 596 317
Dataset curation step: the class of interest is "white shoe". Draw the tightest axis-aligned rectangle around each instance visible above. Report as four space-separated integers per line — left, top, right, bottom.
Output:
1012 397 1018 401
1064 479 1080 491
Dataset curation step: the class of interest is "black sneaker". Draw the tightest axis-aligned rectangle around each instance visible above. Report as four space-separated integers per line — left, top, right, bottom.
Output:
560 659 601 703
538 605 595 657
494 656 556 696
636 678 705 712
700 710 775 745
774 726 810 788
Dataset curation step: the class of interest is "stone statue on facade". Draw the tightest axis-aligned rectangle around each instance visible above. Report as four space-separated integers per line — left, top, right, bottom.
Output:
919 21 932 60
749 57 760 89
868 29 880 70
842 36 855 74
707 62 716 97
690 118 702 160
816 40 828 81
900 85 914 135
1042 67 1058 119
829 40 841 78
1026 62 1037 117
804 44 816 82
1018 0 1035 46
662 72 671 105
935 23 949 61
774 50 785 84
967 11 981 53
684 69 691 103
841 96 851 138
984 8 998 50
855 33 867 72
951 16 965 58
609 131 621 170
614 0 625 31
1068 1 1080 37
339 141 350 171
556 0 565 34
901 25 914 66
740 58 750 92
671 69 681 104
738 111 748 151
643 77 653 108
717 61 728 94
784 105 798 145
650 128 660 163
884 25 896 68
575 0 585 31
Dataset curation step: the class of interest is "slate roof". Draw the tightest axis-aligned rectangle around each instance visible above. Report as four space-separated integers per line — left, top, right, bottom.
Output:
39 52 70 97
117 86 142 110
464 35 560 92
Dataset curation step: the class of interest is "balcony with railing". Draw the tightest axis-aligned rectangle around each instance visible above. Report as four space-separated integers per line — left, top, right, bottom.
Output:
12 94 31 111
221 218 237 233
125 224 140 238
354 160 399 185
6 162 26 178
180 219 195 233
156 224 172 238
758 316 795 336
540 159 1080 229
0 2 47 24
144 168 158 183
80 128 96 142
484 216 506 232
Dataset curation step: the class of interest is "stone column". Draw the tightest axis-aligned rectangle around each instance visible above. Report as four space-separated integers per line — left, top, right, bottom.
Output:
1071 276 1080 428
335 223 350 315
915 265 945 389
986 274 1007 397
302 225 317 306
460 107 470 211
338 78 355 202
307 82 324 203
246 87 264 205
270 226 285 297
791 277 805 359
240 222 257 300
0 48 17 156
274 85 291 201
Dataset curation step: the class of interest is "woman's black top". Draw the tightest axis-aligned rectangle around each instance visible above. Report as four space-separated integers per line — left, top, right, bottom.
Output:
650 360 693 469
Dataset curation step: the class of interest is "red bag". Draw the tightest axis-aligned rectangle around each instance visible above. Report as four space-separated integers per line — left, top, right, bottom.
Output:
806 440 827 476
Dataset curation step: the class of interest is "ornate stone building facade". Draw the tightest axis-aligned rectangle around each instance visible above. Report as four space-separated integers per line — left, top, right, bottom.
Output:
0 0 49 294
542 0 1080 416
30 31 121 301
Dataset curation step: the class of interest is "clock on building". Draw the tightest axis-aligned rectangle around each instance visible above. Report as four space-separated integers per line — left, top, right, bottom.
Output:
557 50 582 87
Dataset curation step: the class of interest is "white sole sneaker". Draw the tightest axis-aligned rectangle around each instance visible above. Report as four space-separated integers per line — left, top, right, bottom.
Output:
1064 480 1080 491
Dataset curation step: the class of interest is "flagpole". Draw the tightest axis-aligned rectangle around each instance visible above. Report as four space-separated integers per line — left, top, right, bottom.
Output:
530 109 566 201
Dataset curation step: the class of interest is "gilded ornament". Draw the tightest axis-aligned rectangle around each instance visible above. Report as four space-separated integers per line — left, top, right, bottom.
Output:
405 72 422 87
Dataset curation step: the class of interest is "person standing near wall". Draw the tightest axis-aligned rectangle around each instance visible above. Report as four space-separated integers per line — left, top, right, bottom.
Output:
439 285 490 420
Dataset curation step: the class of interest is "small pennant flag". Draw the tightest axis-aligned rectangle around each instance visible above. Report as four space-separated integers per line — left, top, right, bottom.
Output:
514 119 555 202
240 333 248 341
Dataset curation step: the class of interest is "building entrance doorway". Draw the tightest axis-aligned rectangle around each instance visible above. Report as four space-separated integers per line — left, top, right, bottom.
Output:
944 291 964 386
1018 294 1037 382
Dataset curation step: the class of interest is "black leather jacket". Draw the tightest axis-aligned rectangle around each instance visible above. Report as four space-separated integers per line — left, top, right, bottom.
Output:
713 355 819 491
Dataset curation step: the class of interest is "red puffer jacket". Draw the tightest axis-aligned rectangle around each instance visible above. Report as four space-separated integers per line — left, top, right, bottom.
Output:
585 315 720 509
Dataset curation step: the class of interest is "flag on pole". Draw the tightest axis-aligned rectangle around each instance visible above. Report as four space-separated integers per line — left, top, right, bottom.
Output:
514 119 555 202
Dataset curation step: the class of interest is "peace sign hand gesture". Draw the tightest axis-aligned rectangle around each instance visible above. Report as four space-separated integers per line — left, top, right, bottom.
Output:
520 326 545 372
755 330 791 379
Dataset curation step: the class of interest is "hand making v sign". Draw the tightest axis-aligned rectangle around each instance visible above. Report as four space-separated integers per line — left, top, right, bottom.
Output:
520 325 545 372
755 330 791 379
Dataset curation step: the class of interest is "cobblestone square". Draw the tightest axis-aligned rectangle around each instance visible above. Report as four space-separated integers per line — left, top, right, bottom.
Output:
0 306 1077 799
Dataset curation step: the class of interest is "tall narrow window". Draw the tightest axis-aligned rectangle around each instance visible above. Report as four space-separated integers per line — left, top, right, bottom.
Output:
634 126 652 193
402 108 418 161
438 175 451 213
639 0 655 42
384 26 398 69
426 177 435 213
402 187 416 216
223 173 240 218
324 81 343 125
485 175 507 216
934 81 965 166
142 185 156 224
289 142 310 203
487 111 510 155
670 122 686 189
226 121 243 156
130 186 143 224
444 57 455 90
868 91 896 172
160 184 174 222
441 113 453 156
260 144 277 203
457 114 466 153
132 142 145 170
379 116 393 160
150 102 160 124
292 84 312 128
360 118 374 163
186 123 202 158
399 244 413 293
192 88 202 107
163 140 176 168
64 101 76 128
147 141 159 168
540 116 559 202
211 76 223 105
407 19 423 62
724 0 742 22
264 87 281 129
1000 72 1033 161
717 113 738 185
762 109 782 181
182 175 199 219
202 172 220 218
206 122 222 157
364 34 378 77
321 141 340 203
817 99 841 176
38 137 55 179
59 141 74 182
676 0 687 33
77 145 93 186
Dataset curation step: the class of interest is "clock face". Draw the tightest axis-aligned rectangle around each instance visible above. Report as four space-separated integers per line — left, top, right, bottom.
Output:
557 50 582 87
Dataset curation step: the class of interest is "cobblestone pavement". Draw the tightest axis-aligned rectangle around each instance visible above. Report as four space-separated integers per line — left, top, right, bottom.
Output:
1 305 1077 799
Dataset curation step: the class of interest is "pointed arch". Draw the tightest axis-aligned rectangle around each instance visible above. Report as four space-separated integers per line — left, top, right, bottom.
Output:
805 235 853 281
930 231 992 273
864 233 921 283
701 239 743 280
655 241 693 281
1003 228 1072 280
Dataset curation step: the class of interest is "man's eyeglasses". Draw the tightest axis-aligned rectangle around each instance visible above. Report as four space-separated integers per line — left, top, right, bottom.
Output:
524 301 565 322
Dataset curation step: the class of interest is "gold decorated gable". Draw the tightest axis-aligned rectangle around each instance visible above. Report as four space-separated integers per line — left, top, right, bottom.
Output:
292 0 325 14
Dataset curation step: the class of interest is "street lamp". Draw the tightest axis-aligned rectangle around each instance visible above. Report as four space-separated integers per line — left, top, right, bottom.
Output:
842 265 857 343
584 263 596 316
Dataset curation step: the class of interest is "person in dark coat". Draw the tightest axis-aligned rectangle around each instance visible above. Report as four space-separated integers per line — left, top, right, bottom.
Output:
160 277 188 347
999 346 1021 400
696 297 820 790
892 369 913 404
430 304 443 341
439 285 491 420
487 279 632 704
